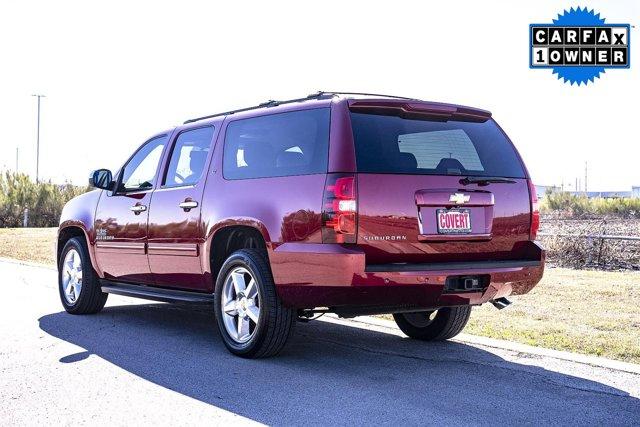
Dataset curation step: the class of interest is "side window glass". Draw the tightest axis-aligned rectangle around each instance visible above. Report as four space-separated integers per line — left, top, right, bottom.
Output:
223 108 330 180
164 126 215 187
120 135 168 192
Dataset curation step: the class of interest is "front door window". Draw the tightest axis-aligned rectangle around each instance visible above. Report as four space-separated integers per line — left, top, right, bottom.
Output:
120 136 167 192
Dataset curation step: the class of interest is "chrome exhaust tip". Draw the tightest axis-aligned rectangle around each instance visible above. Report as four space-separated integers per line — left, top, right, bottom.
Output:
490 297 512 310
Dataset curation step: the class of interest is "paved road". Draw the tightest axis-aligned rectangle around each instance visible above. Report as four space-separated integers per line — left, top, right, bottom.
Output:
1 260 639 425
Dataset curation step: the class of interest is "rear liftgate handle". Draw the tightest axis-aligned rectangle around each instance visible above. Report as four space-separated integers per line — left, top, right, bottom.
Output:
415 189 494 242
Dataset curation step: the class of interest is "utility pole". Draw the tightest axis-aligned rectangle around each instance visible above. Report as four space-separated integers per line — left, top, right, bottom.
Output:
32 94 45 182
16 147 19 172
584 161 588 194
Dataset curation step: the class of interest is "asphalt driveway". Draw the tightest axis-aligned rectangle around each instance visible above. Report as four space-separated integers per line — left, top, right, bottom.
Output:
1 260 638 425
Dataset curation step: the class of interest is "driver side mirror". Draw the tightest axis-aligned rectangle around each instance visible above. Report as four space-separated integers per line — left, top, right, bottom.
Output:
89 169 114 190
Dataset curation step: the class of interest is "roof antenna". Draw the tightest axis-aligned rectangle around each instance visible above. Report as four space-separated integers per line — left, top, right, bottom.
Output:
259 100 280 107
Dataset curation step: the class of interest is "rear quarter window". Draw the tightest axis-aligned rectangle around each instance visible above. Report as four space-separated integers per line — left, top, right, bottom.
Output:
223 108 330 180
350 112 526 178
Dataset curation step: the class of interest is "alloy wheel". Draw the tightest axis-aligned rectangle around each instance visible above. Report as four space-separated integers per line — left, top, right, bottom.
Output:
221 267 261 344
62 249 83 305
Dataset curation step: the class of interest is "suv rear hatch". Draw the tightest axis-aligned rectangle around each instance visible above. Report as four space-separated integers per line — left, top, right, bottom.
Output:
349 100 538 266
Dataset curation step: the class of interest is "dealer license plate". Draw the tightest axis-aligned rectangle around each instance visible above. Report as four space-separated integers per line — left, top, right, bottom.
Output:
436 209 471 234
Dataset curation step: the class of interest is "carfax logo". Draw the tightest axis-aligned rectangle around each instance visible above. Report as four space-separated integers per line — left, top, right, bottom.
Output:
530 7 630 85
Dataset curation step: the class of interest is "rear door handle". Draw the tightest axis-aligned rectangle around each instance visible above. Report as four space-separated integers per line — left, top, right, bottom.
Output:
179 200 198 211
130 204 147 214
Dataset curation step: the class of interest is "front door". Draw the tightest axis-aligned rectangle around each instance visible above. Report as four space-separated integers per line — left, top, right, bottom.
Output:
94 134 170 284
147 125 217 290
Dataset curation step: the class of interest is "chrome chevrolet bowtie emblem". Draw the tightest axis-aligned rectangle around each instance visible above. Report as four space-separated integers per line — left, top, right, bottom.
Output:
449 193 470 204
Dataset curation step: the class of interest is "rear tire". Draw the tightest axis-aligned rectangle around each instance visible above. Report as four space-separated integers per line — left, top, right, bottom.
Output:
214 249 295 358
58 237 108 314
393 306 471 341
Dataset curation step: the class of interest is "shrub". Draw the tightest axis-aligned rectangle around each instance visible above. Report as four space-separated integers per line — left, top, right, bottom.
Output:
0 172 89 227
541 191 640 218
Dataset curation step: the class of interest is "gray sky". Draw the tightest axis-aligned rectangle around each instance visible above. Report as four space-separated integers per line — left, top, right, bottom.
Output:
0 0 638 191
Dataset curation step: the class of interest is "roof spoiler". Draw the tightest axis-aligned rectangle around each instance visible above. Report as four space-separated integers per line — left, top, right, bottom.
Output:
348 100 492 122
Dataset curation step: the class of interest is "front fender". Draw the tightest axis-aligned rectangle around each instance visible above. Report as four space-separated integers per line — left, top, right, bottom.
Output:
57 190 103 274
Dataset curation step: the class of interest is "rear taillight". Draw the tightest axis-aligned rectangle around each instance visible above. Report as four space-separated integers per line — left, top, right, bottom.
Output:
322 174 357 243
528 179 540 240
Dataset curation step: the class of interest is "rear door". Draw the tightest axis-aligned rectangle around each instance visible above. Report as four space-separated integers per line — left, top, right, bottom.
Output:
349 104 533 266
147 125 217 290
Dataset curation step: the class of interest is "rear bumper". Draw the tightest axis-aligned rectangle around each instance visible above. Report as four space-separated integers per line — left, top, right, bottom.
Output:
269 242 545 311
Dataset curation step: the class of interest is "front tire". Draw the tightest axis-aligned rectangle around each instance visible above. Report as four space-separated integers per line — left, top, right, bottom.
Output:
214 249 295 358
393 306 471 341
58 237 108 314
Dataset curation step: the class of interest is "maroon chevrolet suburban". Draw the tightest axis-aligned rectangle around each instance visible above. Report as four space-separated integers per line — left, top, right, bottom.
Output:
57 91 544 358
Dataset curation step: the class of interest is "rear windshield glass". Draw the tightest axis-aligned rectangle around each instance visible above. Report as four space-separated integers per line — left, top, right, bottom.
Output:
224 108 330 180
350 112 526 178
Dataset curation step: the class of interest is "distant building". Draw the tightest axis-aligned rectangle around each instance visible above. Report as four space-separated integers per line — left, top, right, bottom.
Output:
535 185 639 199
568 191 633 199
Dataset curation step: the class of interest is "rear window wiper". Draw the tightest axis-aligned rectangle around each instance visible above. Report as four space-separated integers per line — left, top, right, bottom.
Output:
460 176 516 186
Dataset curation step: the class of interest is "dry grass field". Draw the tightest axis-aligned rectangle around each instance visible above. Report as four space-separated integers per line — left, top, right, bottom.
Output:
464 268 640 363
1 227 639 363
0 228 57 265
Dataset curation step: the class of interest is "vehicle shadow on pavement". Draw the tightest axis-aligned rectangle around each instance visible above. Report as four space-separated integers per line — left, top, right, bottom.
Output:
39 303 639 425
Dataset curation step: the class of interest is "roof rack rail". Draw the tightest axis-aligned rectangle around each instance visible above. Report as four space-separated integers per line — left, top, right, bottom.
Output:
314 91 419 101
183 92 333 124
182 90 418 124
